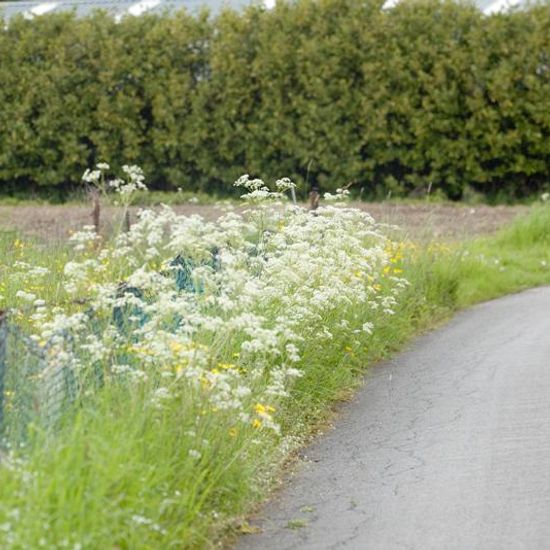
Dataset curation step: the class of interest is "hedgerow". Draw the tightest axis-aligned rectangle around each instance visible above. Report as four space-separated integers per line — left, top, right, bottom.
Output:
0 0 549 198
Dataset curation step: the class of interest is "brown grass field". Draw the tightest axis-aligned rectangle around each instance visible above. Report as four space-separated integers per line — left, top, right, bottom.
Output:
0 201 528 243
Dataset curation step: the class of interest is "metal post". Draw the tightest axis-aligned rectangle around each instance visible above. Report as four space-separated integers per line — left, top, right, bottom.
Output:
0 310 7 430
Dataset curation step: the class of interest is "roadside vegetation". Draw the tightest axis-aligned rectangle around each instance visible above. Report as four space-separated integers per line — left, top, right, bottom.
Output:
0 165 549 549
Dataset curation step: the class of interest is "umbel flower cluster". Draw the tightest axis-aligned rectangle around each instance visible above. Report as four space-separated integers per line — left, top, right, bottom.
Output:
11 165 408 439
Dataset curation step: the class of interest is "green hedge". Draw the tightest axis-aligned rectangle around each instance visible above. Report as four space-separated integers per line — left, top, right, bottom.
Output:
0 0 549 198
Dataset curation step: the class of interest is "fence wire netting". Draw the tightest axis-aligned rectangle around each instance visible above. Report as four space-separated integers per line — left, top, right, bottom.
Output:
0 253 216 450
0 311 80 449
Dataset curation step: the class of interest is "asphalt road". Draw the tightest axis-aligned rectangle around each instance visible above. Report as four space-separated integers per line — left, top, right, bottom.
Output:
236 287 550 550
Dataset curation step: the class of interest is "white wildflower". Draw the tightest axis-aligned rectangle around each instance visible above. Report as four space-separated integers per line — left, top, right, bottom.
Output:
362 322 374 335
15 290 36 302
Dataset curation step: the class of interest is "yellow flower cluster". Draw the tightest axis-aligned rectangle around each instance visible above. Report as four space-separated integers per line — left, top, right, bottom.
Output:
252 402 276 429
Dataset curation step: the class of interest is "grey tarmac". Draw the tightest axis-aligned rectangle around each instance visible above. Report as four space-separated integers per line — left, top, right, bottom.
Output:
235 286 550 550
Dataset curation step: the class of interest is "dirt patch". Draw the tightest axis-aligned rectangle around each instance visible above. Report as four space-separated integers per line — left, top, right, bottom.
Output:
0 201 528 243
352 202 528 241
0 203 228 242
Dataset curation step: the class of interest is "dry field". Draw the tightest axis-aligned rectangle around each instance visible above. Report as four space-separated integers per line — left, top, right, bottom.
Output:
0 201 528 242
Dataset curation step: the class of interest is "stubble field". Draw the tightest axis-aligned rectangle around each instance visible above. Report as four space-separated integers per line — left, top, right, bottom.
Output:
0 201 528 242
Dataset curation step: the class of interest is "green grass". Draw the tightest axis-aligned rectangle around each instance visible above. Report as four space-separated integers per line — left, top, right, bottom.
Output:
0 190 233 207
1 186 545 208
1 205 550 548
456 206 550 305
0 385 276 549
0 231 69 316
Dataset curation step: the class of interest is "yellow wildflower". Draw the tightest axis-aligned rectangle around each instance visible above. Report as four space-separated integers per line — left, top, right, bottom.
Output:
218 362 236 370
169 342 183 353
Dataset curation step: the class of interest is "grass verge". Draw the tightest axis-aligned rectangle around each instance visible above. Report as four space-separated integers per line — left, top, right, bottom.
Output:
0 204 549 549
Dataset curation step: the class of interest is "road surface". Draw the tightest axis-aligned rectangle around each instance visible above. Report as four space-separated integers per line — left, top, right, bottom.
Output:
236 287 550 550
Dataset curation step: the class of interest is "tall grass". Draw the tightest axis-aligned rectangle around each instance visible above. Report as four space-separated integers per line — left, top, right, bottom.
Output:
0 203 549 549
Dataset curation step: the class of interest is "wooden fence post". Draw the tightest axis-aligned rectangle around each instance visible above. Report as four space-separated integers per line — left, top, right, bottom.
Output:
90 188 101 234
309 184 320 211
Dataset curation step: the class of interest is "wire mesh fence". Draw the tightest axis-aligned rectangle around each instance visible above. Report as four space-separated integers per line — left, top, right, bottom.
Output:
0 311 79 449
0 253 220 451
0 311 6 434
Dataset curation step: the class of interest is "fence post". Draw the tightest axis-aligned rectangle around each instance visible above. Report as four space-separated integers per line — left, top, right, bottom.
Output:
0 310 7 430
309 183 320 211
